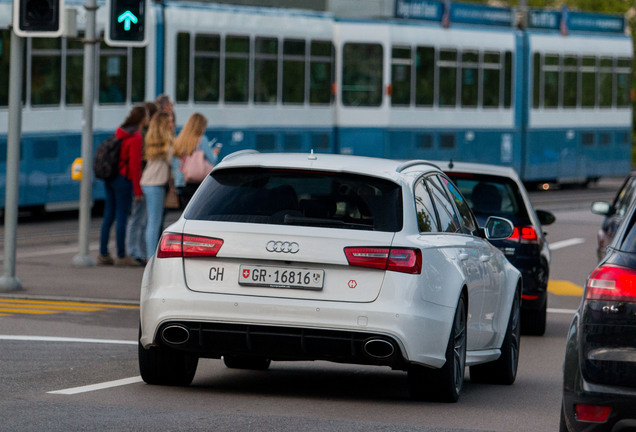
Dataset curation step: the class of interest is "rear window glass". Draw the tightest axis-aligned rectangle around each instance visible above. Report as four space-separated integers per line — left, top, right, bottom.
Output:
185 168 403 232
445 173 530 226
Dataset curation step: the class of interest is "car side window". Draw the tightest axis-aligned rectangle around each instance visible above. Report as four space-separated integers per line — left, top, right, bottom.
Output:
427 176 461 233
414 179 439 233
440 176 477 234
614 177 636 217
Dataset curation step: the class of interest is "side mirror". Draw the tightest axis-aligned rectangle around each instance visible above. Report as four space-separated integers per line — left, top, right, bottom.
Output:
484 216 515 240
591 201 611 216
536 209 556 226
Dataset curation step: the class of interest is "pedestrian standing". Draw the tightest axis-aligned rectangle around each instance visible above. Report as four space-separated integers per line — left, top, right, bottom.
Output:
125 101 158 264
156 94 175 124
98 104 148 267
141 112 174 261
172 112 220 208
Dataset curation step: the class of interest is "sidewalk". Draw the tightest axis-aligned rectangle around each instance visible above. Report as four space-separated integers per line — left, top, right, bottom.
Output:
0 244 145 305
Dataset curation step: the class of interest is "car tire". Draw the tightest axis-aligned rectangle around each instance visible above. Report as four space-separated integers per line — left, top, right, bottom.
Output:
521 305 546 336
470 288 520 385
223 356 271 370
138 329 198 386
408 294 467 403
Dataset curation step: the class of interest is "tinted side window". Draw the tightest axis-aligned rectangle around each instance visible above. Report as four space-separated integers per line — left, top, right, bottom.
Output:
441 176 476 233
414 180 439 233
427 177 461 233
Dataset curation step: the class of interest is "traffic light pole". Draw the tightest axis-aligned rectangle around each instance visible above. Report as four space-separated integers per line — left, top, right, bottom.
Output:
72 0 98 267
0 30 24 291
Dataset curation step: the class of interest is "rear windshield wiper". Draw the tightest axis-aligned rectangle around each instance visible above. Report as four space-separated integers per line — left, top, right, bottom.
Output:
283 214 373 230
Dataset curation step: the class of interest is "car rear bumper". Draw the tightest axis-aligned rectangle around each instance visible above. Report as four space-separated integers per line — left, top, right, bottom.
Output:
562 379 636 432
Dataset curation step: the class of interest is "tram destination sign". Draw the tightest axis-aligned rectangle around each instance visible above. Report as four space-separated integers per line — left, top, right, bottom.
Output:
395 0 513 28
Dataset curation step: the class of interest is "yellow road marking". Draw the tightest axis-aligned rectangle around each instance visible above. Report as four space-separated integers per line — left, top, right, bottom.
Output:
0 308 56 315
0 299 139 317
548 280 584 296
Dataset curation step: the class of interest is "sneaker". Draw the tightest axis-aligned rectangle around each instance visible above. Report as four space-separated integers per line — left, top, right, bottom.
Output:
114 255 143 267
97 255 114 266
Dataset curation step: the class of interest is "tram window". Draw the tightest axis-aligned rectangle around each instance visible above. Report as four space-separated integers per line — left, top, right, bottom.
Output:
438 49 457 107
65 36 84 106
482 52 500 108
599 57 613 108
342 43 383 107
581 133 594 146
416 134 433 150
543 54 559 108
194 34 220 103
461 51 478 108
284 133 302 151
225 35 250 103
600 133 611 146
415 46 434 106
256 133 276 151
391 46 411 106
563 56 577 108
309 41 333 105
532 53 540 108
176 33 190 103
254 37 278 104
31 38 61 106
616 58 631 107
131 47 145 103
581 57 596 107
1 30 11 106
440 134 455 149
283 39 305 105
504 51 512 108
311 133 330 151
99 41 126 104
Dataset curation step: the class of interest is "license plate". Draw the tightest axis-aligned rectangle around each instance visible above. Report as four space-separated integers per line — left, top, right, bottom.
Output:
239 265 324 290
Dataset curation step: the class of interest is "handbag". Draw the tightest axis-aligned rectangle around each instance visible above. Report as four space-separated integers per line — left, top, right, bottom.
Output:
164 179 180 209
181 150 213 183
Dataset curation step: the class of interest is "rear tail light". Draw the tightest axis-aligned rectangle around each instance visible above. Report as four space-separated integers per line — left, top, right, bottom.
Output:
508 226 539 243
575 404 611 423
157 233 223 258
586 264 636 302
344 247 422 274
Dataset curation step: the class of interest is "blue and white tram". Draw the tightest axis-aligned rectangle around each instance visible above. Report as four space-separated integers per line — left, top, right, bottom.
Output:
0 0 632 210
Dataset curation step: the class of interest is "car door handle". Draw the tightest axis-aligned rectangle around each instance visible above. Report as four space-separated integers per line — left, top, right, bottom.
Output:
459 253 469 261
479 255 491 262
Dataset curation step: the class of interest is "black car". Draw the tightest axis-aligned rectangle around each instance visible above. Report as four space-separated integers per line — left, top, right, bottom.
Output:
560 198 636 431
591 172 636 261
440 161 555 335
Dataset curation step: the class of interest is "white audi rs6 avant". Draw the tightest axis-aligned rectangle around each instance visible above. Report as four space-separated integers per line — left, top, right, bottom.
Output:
139 152 522 402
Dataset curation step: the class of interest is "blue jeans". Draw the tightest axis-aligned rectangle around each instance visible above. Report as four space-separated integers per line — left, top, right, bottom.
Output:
126 197 147 260
142 185 166 259
100 174 133 258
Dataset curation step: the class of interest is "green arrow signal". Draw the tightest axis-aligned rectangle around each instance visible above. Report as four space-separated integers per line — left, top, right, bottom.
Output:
117 11 138 31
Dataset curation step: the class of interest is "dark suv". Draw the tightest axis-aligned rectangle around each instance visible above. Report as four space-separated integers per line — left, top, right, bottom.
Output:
560 197 636 431
439 161 555 335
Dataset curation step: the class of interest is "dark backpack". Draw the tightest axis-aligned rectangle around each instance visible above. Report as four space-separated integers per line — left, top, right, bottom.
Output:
93 134 122 180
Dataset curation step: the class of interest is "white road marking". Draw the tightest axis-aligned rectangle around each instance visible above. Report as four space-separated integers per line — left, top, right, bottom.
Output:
0 335 136 345
48 376 143 395
547 308 578 315
549 238 585 250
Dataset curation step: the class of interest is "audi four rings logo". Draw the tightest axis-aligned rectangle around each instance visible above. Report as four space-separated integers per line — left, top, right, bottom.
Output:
266 241 300 254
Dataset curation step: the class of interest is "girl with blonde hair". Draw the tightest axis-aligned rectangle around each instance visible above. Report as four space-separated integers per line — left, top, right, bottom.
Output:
140 111 174 260
172 112 220 208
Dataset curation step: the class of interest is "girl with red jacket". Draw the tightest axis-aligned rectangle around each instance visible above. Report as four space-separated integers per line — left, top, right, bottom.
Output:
98 104 149 266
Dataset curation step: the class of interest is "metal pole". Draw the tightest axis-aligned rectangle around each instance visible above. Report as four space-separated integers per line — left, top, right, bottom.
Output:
0 30 24 292
72 0 98 267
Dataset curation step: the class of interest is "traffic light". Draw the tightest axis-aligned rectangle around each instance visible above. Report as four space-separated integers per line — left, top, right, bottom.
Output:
105 0 148 47
13 0 64 37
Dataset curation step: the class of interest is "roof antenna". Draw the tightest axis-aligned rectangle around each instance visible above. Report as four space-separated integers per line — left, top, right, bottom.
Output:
308 149 317 160
448 159 454 169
